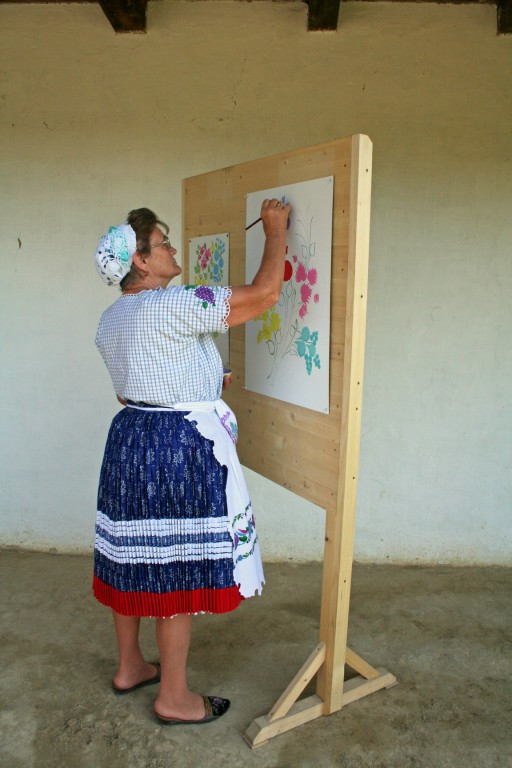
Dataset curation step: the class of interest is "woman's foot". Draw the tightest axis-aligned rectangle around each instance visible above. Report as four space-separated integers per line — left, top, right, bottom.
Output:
154 689 206 721
112 661 160 693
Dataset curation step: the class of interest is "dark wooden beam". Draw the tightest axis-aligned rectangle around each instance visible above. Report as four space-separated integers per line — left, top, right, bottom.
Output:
98 0 147 33
497 0 512 33
1 0 507 37
307 0 341 31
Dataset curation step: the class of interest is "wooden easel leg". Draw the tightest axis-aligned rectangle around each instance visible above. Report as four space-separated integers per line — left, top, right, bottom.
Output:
268 642 326 721
244 643 326 749
244 695 325 748
243 136 397 749
244 641 397 749
341 666 398 706
342 647 397 701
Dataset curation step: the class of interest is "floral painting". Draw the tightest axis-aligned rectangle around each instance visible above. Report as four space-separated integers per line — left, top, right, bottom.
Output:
188 233 230 365
245 177 333 413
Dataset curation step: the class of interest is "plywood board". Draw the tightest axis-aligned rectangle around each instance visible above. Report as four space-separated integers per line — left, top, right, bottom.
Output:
183 137 394 749
183 137 357 514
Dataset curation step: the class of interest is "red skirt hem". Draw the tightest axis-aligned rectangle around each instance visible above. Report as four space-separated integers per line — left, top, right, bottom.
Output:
92 575 243 617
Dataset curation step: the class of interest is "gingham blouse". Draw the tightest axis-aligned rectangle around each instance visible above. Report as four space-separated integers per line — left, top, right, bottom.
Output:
95 284 231 405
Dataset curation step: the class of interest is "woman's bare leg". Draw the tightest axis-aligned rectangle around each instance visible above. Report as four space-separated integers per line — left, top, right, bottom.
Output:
153 615 205 720
111 610 159 690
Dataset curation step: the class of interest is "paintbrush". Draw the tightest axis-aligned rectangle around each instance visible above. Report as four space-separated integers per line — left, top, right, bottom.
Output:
245 213 290 231
245 216 262 231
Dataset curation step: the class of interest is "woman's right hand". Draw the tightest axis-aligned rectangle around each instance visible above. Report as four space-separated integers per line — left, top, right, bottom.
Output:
260 198 291 236
226 199 292 328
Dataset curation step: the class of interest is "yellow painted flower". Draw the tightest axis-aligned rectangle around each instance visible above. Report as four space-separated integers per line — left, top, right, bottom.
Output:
270 310 281 332
262 322 272 341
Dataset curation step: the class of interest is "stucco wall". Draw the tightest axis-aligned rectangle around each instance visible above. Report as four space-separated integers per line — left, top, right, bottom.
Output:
1 1 511 563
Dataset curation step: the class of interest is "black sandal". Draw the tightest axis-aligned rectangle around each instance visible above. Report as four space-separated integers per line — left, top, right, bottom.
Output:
155 695 230 725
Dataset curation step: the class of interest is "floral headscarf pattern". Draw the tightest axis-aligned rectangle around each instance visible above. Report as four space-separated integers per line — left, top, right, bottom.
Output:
95 223 137 286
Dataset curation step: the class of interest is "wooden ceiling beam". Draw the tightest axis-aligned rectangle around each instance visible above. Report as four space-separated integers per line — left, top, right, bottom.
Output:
1 0 509 36
98 0 147 33
306 0 341 31
497 0 512 33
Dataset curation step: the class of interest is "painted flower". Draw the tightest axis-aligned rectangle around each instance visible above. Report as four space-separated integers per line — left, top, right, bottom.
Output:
199 244 212 271
299 304 308 319
296 263 307 282
314 293 320 303
283 260 293 281
256 307 280 344
300 283 312 304
308 268 317 286
270 311 281 332
262 323 273 341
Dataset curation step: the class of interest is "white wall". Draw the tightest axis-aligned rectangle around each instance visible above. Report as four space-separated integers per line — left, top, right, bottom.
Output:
1 2 511 563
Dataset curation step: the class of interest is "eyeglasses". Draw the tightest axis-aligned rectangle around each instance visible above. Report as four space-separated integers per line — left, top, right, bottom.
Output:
151 236 173 249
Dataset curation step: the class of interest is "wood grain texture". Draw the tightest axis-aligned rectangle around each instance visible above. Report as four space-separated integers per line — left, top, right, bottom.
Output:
183 137 385 745
244 695 325 749
183 137 353 512
268 642 326 721
316 134 373 712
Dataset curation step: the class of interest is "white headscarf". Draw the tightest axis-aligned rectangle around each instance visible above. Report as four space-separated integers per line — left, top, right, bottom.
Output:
95 223 137 286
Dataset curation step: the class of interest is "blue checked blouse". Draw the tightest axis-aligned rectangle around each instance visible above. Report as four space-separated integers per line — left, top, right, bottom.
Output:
96 285 231 405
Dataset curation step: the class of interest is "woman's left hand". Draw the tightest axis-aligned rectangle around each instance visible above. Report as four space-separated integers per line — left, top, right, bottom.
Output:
222 369 232 390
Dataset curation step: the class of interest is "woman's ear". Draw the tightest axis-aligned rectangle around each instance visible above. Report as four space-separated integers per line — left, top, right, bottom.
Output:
132 251 150 275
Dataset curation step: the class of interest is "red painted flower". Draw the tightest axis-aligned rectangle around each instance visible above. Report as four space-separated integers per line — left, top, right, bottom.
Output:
308 268 318 286
283 260 293 281
199 244 212 271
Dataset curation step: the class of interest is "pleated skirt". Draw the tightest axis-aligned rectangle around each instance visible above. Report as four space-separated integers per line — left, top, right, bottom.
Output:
93 407 243 617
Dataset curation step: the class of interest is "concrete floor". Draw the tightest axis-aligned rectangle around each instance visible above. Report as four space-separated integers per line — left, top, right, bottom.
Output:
1 551 511 768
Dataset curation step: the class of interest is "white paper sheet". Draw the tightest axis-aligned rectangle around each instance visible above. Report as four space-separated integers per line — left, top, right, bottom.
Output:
245 177 333 413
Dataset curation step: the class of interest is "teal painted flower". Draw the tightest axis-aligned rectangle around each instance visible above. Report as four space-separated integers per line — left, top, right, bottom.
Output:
294 327 320 375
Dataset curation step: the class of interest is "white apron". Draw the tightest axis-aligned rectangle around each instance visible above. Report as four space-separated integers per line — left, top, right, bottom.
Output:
126 399 264 598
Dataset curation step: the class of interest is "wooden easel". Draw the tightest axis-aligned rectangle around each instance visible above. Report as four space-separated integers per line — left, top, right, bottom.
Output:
183 135 397 748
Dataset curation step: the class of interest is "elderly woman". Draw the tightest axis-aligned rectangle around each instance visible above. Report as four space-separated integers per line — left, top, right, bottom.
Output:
93 200 290 725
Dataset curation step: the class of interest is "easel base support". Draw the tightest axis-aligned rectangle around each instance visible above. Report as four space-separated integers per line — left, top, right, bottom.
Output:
244 694 324 749
244 667 397 749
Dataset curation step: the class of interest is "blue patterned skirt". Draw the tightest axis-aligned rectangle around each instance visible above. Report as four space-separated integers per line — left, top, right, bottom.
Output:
93 407 242 617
